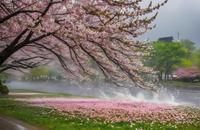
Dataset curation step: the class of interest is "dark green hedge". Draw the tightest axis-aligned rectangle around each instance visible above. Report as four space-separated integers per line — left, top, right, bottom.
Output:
0 81 9 95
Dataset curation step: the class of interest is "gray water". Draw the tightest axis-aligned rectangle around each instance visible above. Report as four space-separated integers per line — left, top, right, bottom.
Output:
7 81 200 107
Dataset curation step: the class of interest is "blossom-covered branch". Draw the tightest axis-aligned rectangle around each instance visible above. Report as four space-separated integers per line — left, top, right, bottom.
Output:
0 0 167 89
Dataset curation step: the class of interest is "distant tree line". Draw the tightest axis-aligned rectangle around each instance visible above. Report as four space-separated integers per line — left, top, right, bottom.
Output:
23 66 63 81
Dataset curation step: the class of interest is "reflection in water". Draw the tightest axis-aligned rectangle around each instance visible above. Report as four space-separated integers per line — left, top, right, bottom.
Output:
7 81 200 107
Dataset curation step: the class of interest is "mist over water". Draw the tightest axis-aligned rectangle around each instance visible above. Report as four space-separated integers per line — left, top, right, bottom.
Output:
7 81 200 107
99 87 177 105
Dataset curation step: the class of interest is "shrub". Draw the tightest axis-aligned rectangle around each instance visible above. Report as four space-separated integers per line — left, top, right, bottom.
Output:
0 81 9 95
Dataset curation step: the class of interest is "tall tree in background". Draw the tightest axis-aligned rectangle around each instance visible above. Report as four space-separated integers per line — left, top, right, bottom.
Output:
0 0 167 89
180 39 196 53
147 41 189 81
178 39 196 68
192 49 200 69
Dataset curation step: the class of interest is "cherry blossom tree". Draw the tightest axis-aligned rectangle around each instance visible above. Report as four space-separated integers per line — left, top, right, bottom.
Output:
0 0 167 89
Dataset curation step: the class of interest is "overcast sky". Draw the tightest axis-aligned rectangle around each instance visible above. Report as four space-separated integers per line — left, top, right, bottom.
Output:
139 0 200 47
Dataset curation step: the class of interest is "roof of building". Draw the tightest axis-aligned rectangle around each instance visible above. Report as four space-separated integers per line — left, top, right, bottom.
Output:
158 36 174 42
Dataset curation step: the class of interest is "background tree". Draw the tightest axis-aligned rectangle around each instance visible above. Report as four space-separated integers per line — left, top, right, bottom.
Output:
178 39 196 68
0 0 167 89
178 40 199 69
0 72 11 83
147 41 189 80
180 39 196 53
192 49 200 69
25 66 60 81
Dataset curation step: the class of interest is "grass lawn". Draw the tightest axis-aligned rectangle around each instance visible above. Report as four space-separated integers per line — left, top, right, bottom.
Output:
0 97 200 130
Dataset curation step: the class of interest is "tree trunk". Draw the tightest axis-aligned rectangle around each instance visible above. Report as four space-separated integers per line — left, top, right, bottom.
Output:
164 73 167 81
158 72 163 81
0 46 16 66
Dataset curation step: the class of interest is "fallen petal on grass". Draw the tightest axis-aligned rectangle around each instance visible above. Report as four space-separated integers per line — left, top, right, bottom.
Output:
21 98 200 124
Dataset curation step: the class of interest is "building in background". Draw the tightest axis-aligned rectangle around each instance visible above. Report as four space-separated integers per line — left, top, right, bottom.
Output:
158 36 174 42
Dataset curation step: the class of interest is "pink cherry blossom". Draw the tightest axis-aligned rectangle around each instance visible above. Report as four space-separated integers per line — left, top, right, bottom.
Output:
0 0 168 89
